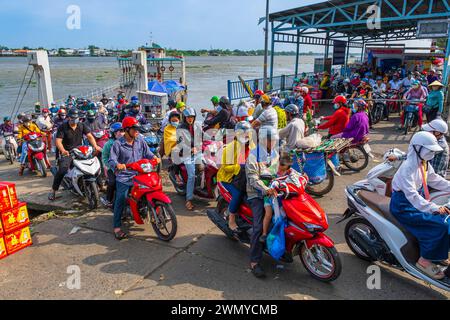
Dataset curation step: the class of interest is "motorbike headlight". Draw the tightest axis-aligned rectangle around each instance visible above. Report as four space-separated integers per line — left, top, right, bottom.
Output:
140 163 153 173
303 223 324 233
29 144 45 152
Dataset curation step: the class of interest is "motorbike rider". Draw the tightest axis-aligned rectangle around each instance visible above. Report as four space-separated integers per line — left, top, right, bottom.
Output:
246 126 280 278
251 90 265 119
18 115 42 176
200 96 221 116
126 101 148 125
401 72 414 93
0 117 18 158
160 100 178 131
163 112 181 158
252 94 278 130
424 81 445 122
203 96 234 130
401 79 427 130
422 119 450 178
317 96 351 139
390 131 450 280
48 109 101 201
36 108 53 152
108 117 158 240
174 108 203 211
217 121 253 234
100 93 109 106
340 78 353 96
279 104 305 172
271 97 287 129
85 110 106 131
283 86 305 115
427 69 439 85
336 99 370 143
319 71 331 99
372 76 387 94
100 123 125 208
388 73 402 91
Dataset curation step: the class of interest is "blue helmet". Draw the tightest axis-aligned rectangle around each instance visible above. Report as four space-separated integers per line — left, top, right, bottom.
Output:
110 122 123 134
3 116 11 122
131 96 139 102
183 108 196 118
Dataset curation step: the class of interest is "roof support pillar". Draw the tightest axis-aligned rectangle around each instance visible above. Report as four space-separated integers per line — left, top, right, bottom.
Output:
269 22 275 91
295 29 300 77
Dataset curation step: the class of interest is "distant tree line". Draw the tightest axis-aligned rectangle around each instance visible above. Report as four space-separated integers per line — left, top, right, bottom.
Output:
165 48 320 56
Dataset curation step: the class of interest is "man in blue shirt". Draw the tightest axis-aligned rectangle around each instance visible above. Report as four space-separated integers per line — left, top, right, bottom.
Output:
108 117 158 240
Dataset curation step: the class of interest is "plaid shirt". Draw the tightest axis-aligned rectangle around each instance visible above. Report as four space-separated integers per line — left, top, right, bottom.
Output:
431 138 449 178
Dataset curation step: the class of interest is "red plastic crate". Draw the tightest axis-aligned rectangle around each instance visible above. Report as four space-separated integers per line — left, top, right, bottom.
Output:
4 226 32 255
1 203 30 234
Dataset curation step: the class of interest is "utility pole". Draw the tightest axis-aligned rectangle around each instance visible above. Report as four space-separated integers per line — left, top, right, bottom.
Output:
263 0 270 92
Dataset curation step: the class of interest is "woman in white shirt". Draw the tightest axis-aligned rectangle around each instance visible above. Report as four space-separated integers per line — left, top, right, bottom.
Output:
390 131 450 280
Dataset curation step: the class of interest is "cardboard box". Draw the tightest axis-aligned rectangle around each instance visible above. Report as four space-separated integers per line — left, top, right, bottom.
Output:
0 237 7 260
4 226 32 255
1 203 29 234
0 182 18 212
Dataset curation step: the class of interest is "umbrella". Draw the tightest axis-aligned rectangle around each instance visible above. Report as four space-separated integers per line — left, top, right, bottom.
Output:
148 81 168 93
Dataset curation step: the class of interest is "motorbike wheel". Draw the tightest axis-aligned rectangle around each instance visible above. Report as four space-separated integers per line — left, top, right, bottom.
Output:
169 167 186 196
344 217 377 262
404 115 412 136
371 104 383 124
305 169 335 197
299 244 342 282
37 159 47 177
150 201 177 242
86 181 99 210
342 146 369 172
5 146 13 165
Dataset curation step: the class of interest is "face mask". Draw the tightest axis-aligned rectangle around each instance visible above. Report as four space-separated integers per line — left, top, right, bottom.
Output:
59 115 66 119
333 104 340 110
131 108 140 115
170 121 179 128
420 149 435 161
69 119 80 125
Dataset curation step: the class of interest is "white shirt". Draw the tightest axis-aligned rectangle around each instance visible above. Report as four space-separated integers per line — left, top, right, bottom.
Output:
36 115 53 130
372 83 386 93
389 80 402 90
392 144 450 214
279 118 305 150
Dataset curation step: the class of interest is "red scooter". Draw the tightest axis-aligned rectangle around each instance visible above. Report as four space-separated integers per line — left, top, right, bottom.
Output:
23 132 51 177
207 173 342 282
168 140 221 200
124 158 177 242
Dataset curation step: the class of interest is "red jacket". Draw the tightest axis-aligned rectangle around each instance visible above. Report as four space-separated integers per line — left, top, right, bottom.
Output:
303 94 313 113
318 107 350 135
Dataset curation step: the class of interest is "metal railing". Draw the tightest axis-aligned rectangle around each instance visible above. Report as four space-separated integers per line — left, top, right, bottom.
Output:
53 83 121 105
228 73 316 101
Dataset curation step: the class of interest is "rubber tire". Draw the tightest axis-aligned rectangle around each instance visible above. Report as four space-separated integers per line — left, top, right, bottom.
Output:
216 197 239 241
371 104 383 124
305 169 335 197
299 244 342 282
344 217 377 262
169 168 187 196
151 201 177 242
342 146 369 172
87 181 99 210
38 159 47 177
6 146 13 165
404 115 412 136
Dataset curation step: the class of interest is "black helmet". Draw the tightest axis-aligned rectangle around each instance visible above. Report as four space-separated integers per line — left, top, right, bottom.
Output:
68 109 79 119
169 111 181 120
17 112 26 120
167 100 177 108
285 104 299 115
22 115 32 123
219 96 230 106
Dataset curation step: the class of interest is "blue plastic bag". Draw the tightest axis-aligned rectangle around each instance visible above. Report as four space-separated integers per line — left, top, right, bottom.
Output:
266 198 287 261
303 152 326 184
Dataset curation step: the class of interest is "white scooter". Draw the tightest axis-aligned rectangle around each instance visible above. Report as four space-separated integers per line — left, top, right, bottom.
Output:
353 148 450 206
340 181 450 292
61 145 101 209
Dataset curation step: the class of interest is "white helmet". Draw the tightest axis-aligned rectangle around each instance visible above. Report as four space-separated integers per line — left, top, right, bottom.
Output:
423 119 448 134
411 131 443 153
301 87 309 94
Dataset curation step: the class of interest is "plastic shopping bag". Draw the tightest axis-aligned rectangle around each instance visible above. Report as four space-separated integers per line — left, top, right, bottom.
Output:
266 198 287 261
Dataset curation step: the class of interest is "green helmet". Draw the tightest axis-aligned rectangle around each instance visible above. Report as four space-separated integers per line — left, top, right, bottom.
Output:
211 96 220 104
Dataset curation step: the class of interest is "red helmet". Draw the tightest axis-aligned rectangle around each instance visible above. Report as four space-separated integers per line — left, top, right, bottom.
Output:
42 108 50 113
254 90 265 98
333 95 347 105
122 116 140 130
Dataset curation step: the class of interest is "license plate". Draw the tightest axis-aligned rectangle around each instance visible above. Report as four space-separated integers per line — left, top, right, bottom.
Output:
363 144 371 153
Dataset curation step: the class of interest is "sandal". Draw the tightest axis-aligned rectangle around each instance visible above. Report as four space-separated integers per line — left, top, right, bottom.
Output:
186 201 194 211
114 230 128 241
436 259 450 267
416 262 445 280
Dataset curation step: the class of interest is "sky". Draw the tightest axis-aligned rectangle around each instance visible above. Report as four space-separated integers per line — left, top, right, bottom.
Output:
0 0 428 51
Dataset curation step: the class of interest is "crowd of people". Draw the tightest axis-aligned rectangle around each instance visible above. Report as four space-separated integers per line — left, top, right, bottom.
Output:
1 67 449 280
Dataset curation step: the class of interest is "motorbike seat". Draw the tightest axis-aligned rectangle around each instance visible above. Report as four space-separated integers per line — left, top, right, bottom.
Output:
358 190 420 264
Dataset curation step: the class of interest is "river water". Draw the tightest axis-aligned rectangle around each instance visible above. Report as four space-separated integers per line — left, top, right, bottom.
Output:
0 55 317 117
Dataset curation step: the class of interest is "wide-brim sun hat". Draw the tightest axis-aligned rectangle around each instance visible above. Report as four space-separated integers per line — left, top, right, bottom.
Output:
428 80 445 88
